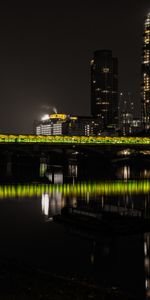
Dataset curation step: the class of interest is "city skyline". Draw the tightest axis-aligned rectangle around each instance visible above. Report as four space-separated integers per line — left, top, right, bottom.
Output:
0 1 149 133
142 12 150 129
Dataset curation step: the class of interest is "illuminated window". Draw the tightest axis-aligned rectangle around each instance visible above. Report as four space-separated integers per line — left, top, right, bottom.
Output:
102 67 110 73
91 59 94 65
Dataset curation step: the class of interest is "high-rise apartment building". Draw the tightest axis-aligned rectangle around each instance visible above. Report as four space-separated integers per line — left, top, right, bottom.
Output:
91 50 118 130
141 13 150 130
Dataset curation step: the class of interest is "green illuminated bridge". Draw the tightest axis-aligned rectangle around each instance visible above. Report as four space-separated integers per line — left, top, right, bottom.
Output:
0 134 150 145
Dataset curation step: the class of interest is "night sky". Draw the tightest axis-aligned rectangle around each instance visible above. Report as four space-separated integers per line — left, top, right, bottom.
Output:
0 0 150 133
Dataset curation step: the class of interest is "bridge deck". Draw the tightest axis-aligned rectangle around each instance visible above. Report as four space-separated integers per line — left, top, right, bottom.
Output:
0 134 149 145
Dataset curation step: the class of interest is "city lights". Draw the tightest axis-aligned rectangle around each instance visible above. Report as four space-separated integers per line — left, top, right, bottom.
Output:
41 114 50 121
142 12 150 128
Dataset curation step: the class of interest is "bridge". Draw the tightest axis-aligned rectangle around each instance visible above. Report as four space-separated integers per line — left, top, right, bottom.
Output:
0 134 149 181
0 134 149 145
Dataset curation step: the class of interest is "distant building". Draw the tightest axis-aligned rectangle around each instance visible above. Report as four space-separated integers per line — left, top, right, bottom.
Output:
132 118 141 131
118 92 139 135
141 13 150 130
35 114 101 136
119 113 141 136
121 112 133 135
91 50 118 130
67 116 101 136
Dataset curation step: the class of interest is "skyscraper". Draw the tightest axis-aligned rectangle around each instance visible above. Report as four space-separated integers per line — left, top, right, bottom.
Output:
141 13 150 130
91 50 118 130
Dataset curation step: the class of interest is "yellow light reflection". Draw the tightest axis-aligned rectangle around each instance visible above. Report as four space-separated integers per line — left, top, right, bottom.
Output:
0 181 149 199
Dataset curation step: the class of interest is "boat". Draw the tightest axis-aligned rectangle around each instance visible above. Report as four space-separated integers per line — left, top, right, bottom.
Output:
53 206 148 236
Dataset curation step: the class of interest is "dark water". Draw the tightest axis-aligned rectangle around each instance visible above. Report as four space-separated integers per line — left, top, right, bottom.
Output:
0 162 150 299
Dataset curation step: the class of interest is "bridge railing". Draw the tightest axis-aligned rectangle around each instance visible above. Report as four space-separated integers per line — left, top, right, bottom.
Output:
0 134 150 145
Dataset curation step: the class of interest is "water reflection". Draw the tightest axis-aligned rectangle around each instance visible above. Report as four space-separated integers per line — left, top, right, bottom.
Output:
40 162 64 184
144 234 150 299
0 181 150 222
41 191 62 218
40 161 150 182
0 181 150 198
141 170 150 179
45 163 78 184
40 163 47 177
90 240 96 265
38 181 150 299
0 177 150 298
116 165 131 180
123 165 130 180
68 164 78 178
46 170 63 184
41 194 49 216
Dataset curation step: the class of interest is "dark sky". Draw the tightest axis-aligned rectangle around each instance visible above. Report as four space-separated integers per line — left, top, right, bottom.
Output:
0 0 149 133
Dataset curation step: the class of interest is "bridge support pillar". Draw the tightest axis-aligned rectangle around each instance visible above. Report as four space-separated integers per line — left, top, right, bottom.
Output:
6 152 12 177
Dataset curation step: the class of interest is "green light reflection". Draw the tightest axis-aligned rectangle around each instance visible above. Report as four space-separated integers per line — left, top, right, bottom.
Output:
0 180 149 199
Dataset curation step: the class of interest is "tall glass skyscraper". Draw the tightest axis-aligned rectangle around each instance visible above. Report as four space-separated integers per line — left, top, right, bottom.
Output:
141 13 150 129
91 50 118 130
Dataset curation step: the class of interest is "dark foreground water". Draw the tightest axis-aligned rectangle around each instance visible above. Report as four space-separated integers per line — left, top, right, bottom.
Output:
0 162 150 299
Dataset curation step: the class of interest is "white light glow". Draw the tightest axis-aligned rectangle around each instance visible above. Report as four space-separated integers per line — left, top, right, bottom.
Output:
41 114 49 121
42 193 49 216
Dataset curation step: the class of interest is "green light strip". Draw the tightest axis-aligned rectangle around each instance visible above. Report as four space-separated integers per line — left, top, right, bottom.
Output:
0 134 149 145
0 181 149 198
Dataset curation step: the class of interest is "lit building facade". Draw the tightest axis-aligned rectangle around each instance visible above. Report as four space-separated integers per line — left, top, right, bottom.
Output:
36 114 68 135
35 114 101 136
91 50 118 130
141 13 150 130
